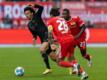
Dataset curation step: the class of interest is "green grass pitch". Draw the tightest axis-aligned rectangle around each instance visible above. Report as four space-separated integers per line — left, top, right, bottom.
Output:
0 47 107 80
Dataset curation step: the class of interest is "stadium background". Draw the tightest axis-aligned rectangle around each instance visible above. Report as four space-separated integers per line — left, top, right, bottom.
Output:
0 0 107 45
0 0 107 80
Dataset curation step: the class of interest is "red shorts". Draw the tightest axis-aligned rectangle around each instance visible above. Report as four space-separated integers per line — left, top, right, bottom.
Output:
75 39 86 50
57 35 75 59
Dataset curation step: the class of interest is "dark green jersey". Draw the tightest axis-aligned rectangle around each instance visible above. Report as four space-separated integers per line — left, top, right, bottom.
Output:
28 4 48 43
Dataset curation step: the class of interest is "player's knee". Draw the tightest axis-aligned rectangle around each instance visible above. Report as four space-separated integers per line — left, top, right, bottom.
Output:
50 44 57 51
40 42 48 53
40 47 46 54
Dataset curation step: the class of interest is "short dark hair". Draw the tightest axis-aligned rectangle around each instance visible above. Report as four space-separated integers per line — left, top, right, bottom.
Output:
24 6 35 14
50 8 60 16
63 8 70 14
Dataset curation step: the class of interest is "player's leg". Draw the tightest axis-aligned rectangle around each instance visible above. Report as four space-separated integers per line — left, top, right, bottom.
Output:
67 46 82 76
56 43 80 74
55 43 74 67
40 42 52 74
42 43 58 74
48 40 80 72
78 41 92 67
67 54 76 75
67 45 88 80
68 55 88 79
48 44 57 62
49 52 57 62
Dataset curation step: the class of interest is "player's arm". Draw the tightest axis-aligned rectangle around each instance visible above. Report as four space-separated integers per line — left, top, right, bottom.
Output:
74 24 86 39
48 25 57 51
34 4 43 16
31 32 37 45
28 4 43 16
28 27 37 45
74 17 86 39
48 25 54 44
32 34 37 45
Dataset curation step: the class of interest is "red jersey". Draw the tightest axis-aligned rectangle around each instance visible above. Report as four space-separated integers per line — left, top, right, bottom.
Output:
67 16 86 41
48 17 73 43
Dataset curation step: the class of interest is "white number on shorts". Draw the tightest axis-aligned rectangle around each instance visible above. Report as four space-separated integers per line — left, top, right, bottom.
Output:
80 41 86 47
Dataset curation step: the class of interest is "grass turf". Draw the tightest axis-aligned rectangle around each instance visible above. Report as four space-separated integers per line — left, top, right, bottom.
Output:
0 47 107 80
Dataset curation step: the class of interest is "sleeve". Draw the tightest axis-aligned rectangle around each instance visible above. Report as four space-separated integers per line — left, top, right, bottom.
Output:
28 24 37 39
34 4 44 17
76 16 84 27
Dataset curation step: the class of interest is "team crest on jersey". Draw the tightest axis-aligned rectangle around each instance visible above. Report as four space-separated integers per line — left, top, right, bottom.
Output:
70 22 76 26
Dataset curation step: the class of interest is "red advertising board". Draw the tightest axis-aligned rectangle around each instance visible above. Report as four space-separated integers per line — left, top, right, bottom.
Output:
0 29 107 44
87 28 107 43
0 29 41 44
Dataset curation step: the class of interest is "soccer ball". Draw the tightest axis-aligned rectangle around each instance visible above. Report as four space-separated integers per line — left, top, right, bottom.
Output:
14 67 24 76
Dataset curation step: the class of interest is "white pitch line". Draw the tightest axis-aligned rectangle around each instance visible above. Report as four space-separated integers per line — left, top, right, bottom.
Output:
0 44 40 48
0 44 107 48
87 43 107 47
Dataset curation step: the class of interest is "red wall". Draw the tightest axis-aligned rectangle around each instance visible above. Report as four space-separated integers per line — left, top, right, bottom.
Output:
88 28 107 43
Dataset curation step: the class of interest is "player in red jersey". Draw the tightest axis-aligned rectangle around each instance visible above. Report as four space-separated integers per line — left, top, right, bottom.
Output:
62 9 92 67
48 8 88 80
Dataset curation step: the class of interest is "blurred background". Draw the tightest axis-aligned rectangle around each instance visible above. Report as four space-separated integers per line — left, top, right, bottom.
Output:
0 0 107 46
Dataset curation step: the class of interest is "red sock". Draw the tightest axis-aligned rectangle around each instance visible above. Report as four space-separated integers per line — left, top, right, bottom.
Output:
58 61 74 68
84 54 91 61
